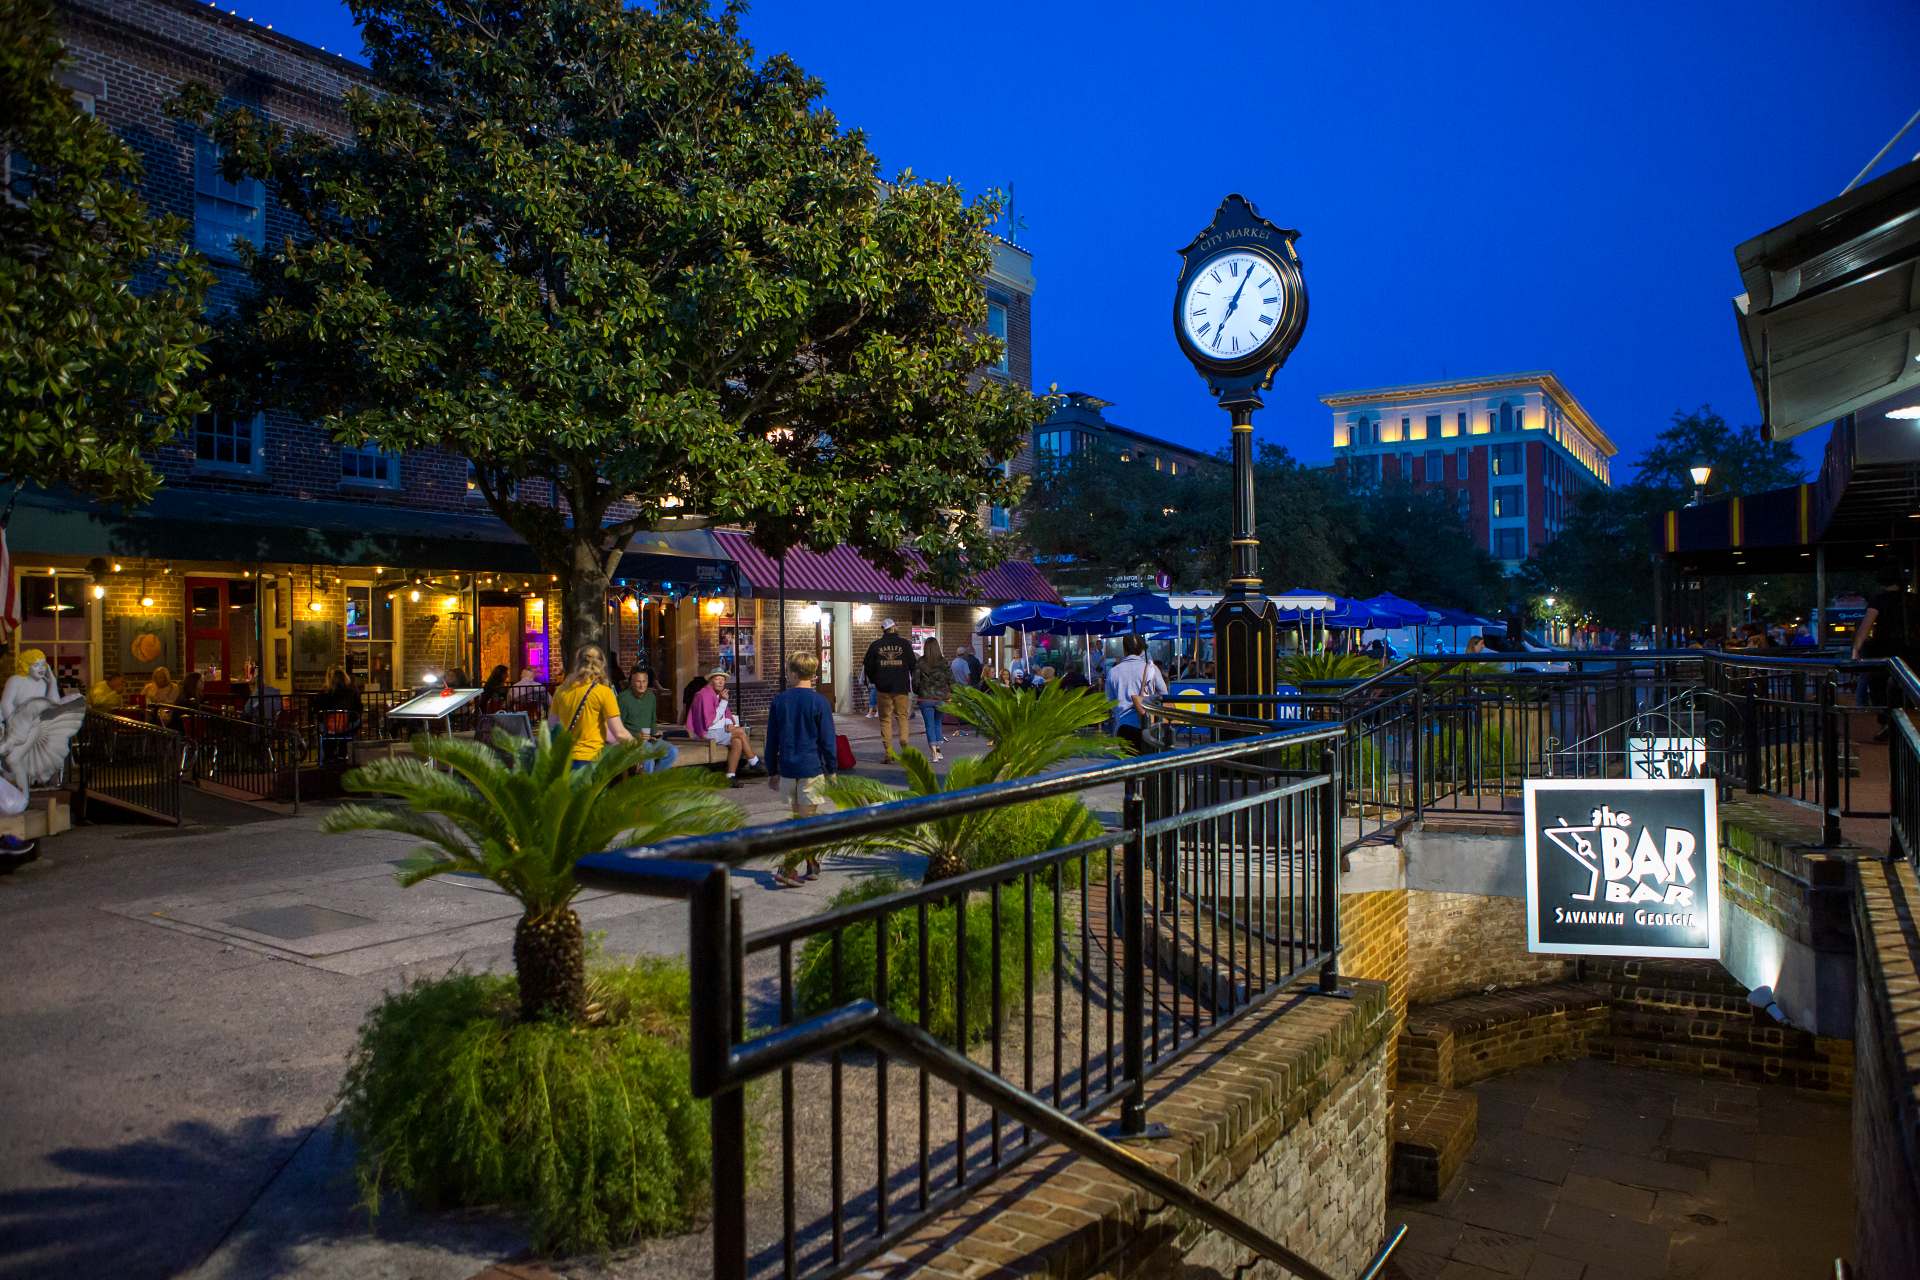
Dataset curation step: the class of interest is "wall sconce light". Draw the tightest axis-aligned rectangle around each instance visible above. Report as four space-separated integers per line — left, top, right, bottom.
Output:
409 588 421 604
624 595 640 614
91 584 106 601
801 604 822 624
853 603 873 624
442 595 457 611
111 562 122 573
703 598 725 617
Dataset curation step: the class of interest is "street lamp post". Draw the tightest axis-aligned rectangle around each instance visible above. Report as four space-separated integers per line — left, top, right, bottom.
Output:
1689 461 1712 507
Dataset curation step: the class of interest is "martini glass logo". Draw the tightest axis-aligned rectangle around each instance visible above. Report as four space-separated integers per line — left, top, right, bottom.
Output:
1542 804 1700 907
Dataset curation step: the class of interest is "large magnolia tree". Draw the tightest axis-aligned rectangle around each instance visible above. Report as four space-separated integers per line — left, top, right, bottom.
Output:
176 0 1040 651
1 0 211 505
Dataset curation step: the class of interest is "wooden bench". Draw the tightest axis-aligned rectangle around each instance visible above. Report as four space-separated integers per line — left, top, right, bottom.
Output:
1397 981 1612 1089
1391 1082 1477 1199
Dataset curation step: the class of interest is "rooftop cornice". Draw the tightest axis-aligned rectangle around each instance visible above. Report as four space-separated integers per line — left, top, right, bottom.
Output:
1320 370 1617 458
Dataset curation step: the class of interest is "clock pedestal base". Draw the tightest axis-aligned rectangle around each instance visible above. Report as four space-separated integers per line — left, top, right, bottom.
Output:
1212 594 1277 719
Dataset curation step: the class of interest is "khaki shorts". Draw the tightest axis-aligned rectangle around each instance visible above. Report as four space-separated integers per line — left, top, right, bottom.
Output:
785 774 831 818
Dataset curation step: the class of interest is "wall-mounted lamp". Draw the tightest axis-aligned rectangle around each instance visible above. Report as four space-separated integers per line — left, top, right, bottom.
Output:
703 597 726 617
801 604 822 625
408 588 421 604
91 584 106 601
852 603 874 624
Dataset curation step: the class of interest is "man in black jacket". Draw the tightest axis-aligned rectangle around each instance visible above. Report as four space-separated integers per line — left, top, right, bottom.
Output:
863 618 917 762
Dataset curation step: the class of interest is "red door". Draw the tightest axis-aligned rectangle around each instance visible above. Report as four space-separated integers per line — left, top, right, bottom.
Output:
185 577 235 695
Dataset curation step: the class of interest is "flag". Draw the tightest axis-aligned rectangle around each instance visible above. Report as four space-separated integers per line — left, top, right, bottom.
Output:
0 528 18 640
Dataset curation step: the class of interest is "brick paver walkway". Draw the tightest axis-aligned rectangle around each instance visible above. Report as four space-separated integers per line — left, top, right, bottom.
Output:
1388 1057 1851 1280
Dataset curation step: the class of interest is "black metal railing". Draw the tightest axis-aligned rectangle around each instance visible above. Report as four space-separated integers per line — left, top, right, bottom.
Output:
1154 649 1889 849
155 704 304 806
1889 658 1919 863
71 712 183 825
577 723 1400 1280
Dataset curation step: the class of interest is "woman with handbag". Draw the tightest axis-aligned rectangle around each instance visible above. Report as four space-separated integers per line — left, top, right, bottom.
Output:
549 644 631 770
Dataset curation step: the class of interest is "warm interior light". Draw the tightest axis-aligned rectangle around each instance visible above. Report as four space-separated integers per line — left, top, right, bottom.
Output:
703 598 725 617
624 595 640 614
91 584 106 600
111 562 122 573
853 603 873 624
408 588 421 603
423 671 440 684
140 595 154 608
443 595 457 610
308 598 323 613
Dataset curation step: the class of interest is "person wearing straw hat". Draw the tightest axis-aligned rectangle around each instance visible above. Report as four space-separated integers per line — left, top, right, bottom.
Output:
687 666 760 785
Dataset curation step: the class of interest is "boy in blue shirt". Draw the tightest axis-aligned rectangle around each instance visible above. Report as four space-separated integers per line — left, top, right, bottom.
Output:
765 651 839 887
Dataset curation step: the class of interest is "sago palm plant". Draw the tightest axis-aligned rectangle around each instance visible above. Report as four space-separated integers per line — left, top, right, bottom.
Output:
321 726 741 1022
1281 651 1380 684
823 681 1124 882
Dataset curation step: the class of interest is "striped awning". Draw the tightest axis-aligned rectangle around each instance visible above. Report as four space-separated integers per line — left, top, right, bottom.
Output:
713 531 1060 605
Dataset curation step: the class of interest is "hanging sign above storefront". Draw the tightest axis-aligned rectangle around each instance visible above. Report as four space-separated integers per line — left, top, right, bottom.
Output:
1522 778 1720 960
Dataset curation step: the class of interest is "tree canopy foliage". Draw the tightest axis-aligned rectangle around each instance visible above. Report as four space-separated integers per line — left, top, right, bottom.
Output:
175 0 1041 650
1020 443 1498 609
0 0 211 505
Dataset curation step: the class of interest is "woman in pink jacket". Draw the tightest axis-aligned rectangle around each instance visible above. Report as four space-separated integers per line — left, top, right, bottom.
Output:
686 668 760 785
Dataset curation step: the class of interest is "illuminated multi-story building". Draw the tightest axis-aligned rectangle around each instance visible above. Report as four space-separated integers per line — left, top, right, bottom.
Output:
1323 372 1616 569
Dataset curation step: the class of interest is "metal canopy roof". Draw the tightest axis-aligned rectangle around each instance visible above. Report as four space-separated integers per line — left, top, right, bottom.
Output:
1732 158 1920 442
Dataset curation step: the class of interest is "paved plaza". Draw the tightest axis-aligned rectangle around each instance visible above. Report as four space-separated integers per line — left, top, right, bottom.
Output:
1388 1059 1852 1280
0 716 1068 1280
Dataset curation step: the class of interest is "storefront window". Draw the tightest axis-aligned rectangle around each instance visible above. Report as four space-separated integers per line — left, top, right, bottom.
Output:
717 599 758 680
522 596 550 680
19 573 92 689
345 584 395 690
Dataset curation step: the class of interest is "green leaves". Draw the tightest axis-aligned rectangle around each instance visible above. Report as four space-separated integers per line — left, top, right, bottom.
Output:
0 0 211 504
175 0 1041 649
321 721 742 915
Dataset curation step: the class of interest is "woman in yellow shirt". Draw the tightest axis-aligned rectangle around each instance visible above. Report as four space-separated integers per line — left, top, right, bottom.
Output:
548 644 631 768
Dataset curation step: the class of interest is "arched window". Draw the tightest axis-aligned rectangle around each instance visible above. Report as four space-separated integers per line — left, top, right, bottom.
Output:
1498 401 1515 433
1353 416 1371 446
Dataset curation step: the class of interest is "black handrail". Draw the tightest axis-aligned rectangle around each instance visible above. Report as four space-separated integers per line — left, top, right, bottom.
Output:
721 1000 1405 1280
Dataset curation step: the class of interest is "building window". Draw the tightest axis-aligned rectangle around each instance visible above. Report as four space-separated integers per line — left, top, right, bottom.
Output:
17 572 93 685
340 443 400 488
1492 486 1524 519
1457 447 1470 477
1401 415 1414 441
1169 460 1180 476
1424 450 1444 480
1490 443 1522 476
1454 411 1467 437
986 299 1010 373
1456 488 1472 518
1352 416 1370 446
192 410 264 475
194 136 264 262
1498 402 1517 433
1494 528 1527 560
344 583 395 690
1422 414 1439 441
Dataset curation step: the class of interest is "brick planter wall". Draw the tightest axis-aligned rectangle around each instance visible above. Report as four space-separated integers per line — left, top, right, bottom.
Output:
1851 858 1920 1279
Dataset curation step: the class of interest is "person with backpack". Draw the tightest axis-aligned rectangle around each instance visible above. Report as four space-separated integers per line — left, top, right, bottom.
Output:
548 644 630 769
765 651 839 887
1103 634 1167 755
862 618 917 762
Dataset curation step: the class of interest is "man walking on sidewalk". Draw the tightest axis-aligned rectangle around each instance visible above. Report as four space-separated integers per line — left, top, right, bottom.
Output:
863 617 917 762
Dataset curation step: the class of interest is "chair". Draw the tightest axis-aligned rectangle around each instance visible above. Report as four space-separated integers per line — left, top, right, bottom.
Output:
319 709 353 765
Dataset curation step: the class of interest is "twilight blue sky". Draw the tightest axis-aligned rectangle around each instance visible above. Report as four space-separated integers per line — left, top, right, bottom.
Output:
227 0 1917 471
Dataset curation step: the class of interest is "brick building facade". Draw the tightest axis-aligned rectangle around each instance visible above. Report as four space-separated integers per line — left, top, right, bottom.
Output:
15 0 1049 715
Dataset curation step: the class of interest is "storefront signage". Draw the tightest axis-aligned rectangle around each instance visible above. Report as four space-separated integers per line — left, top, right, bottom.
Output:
1522 778 1719 960
1627 736 1706 779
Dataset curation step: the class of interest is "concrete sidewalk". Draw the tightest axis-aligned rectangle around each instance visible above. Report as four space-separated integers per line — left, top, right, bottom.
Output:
0 710 1112 1279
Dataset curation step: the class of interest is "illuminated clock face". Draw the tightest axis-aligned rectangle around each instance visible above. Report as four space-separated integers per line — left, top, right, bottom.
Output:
1179 250 1286 362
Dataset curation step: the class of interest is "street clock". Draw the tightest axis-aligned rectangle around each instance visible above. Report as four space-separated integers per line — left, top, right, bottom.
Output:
1173 195 1310 705
1172 195 1308 405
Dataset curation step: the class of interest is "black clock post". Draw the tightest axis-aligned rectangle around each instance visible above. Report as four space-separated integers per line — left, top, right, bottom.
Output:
1171 195 1309 707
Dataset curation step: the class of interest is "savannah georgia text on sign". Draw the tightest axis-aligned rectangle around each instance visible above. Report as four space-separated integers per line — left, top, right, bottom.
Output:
1522 778 1721 960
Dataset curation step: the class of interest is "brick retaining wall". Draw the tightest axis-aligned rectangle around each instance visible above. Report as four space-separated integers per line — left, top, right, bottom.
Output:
1851 858 1920 1279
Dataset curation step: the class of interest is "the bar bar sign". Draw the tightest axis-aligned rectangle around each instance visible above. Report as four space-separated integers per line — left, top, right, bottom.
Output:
1522 778 1720 959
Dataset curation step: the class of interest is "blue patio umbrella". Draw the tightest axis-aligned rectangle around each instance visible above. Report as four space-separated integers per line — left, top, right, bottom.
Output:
974 600 1070 635
1361 592 1430 628
1098 589 1176 628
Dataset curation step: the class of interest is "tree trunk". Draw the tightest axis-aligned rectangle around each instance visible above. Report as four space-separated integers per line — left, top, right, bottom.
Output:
922 850 968 884
559 531 616 664
513 906 587 1022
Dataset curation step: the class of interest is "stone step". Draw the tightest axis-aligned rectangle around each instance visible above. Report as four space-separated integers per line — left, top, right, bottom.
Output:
1390 1083 1477 1200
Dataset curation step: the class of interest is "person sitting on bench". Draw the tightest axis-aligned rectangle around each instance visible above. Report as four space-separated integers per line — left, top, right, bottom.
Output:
686 668 759 786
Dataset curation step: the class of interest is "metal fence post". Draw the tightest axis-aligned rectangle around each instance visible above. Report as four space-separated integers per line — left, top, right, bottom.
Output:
1820 680 1841 847
711 890 749 1280
1743 677 1761 795
1119 780 1148 1136
1318 737 1342 993
1411 677 1426 819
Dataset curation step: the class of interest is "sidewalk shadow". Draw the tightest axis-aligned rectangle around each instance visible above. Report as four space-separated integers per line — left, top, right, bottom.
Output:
0 1113 522 1280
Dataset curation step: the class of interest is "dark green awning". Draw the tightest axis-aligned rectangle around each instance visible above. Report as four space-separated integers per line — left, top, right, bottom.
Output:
8 488 738 586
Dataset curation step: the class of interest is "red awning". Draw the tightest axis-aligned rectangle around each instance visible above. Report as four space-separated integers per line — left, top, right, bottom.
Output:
713 532 1060 606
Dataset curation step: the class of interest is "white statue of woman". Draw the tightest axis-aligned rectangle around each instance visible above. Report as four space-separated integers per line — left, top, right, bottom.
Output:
0 650 86 816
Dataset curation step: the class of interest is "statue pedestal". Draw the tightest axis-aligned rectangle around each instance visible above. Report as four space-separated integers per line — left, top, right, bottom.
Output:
0 791 70 842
